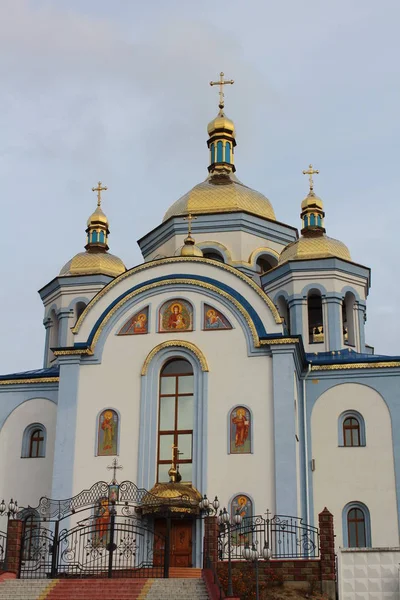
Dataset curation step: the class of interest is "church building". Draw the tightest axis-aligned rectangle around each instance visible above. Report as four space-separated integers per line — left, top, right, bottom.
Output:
1 73 399 568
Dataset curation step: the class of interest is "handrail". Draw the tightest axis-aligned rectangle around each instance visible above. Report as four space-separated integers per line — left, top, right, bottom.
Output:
204 555 225 599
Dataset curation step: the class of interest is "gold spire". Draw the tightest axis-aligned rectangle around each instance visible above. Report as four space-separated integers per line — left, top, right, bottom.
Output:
210 71 234 110
302 164 319 193
168 444 182 483
92 181 108 207
180 213 203 257
86 181 110 251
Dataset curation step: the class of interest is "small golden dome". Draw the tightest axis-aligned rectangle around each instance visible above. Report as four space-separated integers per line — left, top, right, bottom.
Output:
141 482 202 515
278 234 351 265
301 191 324 211
87 206 108 227
163 172 276 222
180 234 203 257
60 251 126 277
207 110 235 136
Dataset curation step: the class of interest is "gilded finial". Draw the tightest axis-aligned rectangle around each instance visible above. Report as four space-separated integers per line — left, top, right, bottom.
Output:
181 214 203 257
92 181 108 207
168 443 182 483
302 164 319 193
210 71 234 110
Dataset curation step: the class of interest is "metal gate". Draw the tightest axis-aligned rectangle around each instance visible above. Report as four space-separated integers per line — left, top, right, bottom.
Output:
20 507 167 579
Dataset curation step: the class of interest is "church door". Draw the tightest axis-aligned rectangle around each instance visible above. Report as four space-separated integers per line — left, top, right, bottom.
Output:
154 519 193 567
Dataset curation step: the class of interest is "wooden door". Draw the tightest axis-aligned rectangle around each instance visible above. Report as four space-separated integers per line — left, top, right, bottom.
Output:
154 519 193 567
171 520 192 567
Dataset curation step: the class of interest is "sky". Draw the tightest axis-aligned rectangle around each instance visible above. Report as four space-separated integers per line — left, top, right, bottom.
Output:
0 0 399 373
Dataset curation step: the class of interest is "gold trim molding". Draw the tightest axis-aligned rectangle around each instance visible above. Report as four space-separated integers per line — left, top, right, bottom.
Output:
260 337 300 346
72 256 282 334
141 340 209 375
53 348 93 357
311 361 400 371
0 377 59 386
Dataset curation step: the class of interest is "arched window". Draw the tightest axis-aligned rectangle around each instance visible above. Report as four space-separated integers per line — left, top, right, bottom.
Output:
343 502 371 548
304 215 309 227
91 231 98 243
217 141 223 162
210 143 215 164
310 214 316 226
338 411 365 447
276 296 291 334
342 292 356 347
158 359 194 483
99 231 105 243
317 215 322 226
74 301 87 326
307 291 324 344
256 254 277 274
97 409 119 456
47 309 59 364
22 424 46 458
203 251 224 263
225 142 231 163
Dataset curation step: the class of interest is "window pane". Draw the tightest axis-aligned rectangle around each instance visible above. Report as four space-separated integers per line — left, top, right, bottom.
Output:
158 464 170 483
357 522 366 547
178 464 192 482
344 429 352 446
160 377 175 395
353 428 360 446
162 359 192 375
348 521 357 547
160 397 175 430
177 434 192 460
178 396 193 429
178 375 194 394
159 434 174 460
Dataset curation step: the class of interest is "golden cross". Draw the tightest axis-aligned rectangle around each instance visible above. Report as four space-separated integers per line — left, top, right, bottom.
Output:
210 71 234 110
302 164 319 192
171 443 183 468
92 181 108 207
183 213 197 236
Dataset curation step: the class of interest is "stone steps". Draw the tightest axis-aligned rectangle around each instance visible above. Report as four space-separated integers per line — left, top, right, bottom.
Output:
0 577 210 599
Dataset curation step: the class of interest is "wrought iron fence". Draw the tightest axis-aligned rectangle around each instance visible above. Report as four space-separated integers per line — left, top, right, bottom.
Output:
0 530 6 568
218 514 319 561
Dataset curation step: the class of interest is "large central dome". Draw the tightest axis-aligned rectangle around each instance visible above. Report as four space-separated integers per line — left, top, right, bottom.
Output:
163 172 276 222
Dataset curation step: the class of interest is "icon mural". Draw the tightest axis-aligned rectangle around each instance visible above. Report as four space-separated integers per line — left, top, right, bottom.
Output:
94 498 110 545
203 304 232 330
230 406 251 454
159 299 193 332
230 494 253 545
98 409 119 456
118 306 149 335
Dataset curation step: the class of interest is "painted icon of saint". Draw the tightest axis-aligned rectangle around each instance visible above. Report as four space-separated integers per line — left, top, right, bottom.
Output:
133 312 147 334
232 407 250 448
168 303 186 329
101 410 115 452
95 498 110 545
206 309 224 328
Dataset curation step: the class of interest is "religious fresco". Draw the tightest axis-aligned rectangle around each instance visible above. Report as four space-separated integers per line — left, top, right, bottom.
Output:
203 304 232 330
118 306 149 335
230 494 253 546
94 498 110 545
97 409 119 456
230 406 251 454
159 299 193 332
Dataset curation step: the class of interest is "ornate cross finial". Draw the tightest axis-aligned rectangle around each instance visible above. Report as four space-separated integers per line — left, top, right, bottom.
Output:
210 72 234 110
302 164 319 193
107 458 123 485
183 213 197 236
92 181 108 207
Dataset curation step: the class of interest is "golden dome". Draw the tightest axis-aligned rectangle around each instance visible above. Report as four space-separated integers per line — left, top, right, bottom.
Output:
301 191 324 211
207 110 235 136
278 234 351 265
60 251 126 277
87 206 108 227
141 482 202 515
180 234 204 257
163 172 276 222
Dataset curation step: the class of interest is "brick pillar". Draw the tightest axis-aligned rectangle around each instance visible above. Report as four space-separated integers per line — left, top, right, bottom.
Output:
5 519 23 576
203 516 219 570
319 508 336 600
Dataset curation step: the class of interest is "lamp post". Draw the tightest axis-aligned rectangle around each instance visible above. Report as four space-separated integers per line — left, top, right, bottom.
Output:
218 507 242 598
199 494 220 516
0 499 18 520
242 540 271 600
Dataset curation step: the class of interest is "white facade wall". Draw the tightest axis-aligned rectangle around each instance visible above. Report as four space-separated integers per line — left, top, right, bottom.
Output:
338 548 400 600
311 383 399 548
0 398 56 507
73 288 276 512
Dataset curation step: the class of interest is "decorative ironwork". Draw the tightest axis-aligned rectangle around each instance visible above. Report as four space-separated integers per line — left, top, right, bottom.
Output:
0 530 6 568
218 513 319 561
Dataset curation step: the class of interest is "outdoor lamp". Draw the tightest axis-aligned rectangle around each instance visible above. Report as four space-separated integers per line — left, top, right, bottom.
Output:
212 496 220 511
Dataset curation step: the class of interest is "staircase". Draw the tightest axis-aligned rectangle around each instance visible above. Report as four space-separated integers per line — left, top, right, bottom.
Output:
0 577 210 599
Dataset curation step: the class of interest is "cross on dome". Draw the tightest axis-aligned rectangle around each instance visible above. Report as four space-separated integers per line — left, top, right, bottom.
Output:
210 71 234 110
302 164 319 193
92 181 108 207
107 457 123 485
183 213 197 236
